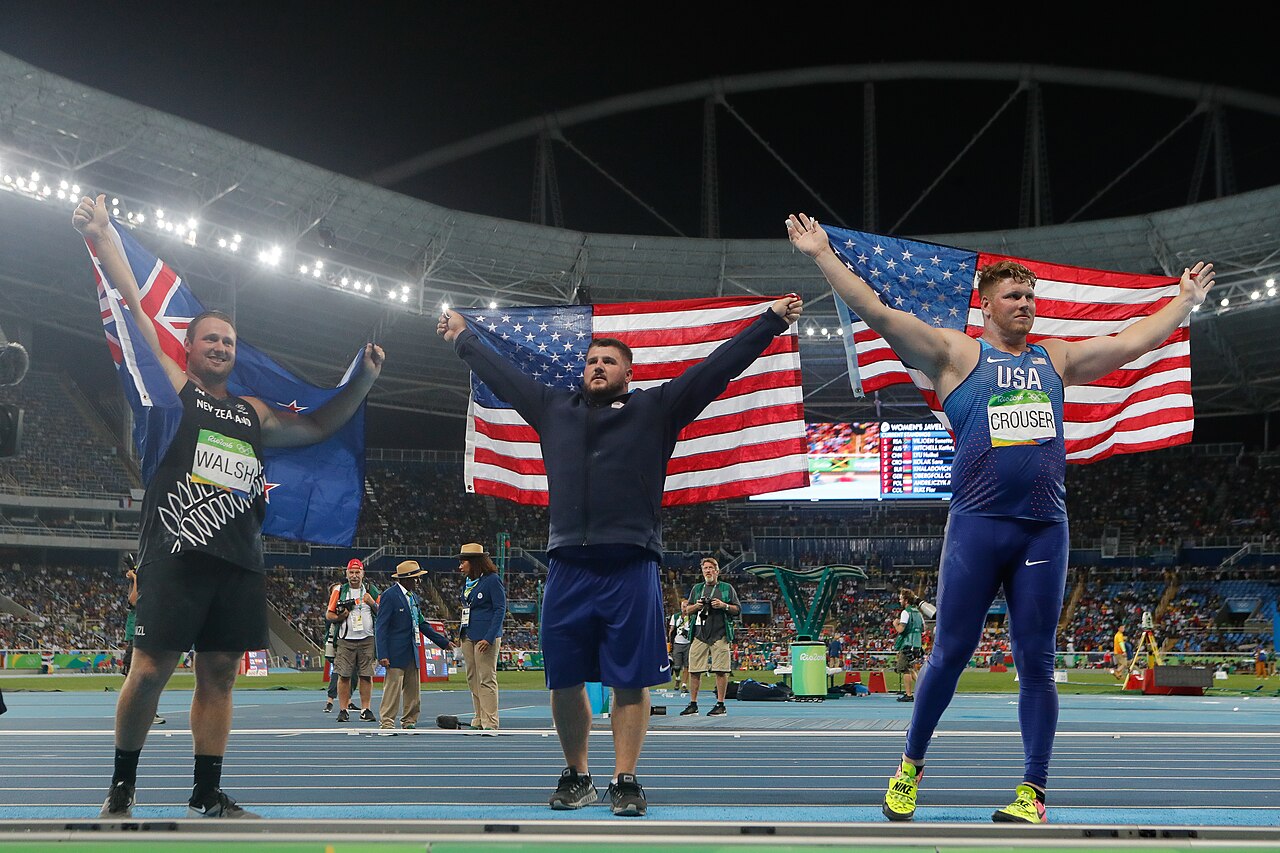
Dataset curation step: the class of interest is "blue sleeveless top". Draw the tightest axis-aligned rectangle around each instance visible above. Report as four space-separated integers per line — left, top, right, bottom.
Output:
943 340 1066 521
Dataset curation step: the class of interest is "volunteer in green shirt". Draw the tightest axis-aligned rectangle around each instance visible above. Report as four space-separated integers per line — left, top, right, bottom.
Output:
894 588 925 703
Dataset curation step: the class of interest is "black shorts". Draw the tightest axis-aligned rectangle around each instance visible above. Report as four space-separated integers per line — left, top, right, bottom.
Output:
134 551 268 653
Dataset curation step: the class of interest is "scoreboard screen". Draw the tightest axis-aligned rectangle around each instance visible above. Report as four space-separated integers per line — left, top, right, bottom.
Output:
750 421 954 502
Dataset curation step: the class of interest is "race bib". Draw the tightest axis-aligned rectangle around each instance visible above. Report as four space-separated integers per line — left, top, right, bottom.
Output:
987 389 1055 447
461 607 471 628
191 429 262 495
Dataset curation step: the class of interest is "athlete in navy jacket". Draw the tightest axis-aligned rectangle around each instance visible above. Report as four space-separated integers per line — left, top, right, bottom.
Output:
439 295 802 816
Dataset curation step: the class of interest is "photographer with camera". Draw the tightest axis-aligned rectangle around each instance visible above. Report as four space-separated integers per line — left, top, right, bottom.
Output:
679 557 740 717
894 589 925 703
326 559 380 722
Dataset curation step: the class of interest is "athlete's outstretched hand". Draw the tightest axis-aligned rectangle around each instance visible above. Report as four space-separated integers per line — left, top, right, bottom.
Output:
771 295 803 325
1180 261 1215 309
72 194 111 239
786 213 831 259
437 311 466 343
361 343 385 379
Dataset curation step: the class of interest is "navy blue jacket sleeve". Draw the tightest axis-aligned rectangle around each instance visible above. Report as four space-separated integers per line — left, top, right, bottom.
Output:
454 327 557 431
658 309 789 430
374 586 397 660
418 607 453 650
478 575 506 644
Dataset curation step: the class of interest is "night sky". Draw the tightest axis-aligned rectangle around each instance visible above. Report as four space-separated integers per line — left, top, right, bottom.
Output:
3 8 1279 446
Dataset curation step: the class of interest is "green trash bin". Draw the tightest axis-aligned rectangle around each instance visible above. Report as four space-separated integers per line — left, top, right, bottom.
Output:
790 642 827 698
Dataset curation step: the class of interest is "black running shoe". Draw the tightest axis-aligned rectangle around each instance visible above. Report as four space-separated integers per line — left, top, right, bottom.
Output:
323 701 333 713
679 702 699 716
153 714 166 725
707 702 727 717
336 709 350 722
186 789 261 819
99 781 135 818
347 702 358 710
606 773 647 816
359 708 376 722
548 767 598 810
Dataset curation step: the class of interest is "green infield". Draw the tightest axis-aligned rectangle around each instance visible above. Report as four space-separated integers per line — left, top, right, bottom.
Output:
1 667 1274 696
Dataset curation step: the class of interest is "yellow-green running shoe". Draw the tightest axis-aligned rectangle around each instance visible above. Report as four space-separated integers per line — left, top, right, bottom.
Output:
992 783 1048 823
881 761 922 821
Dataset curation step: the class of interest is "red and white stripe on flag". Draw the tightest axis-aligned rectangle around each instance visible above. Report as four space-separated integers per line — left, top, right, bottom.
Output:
850 254 1192 464
464 296 810 506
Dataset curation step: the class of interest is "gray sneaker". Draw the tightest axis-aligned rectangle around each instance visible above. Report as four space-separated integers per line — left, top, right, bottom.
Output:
99 781 134 818
549 768 599 810
606 773 648 816
186 790 261 819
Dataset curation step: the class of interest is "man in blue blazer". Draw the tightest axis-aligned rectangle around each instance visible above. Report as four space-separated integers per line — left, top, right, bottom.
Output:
375 560 454 730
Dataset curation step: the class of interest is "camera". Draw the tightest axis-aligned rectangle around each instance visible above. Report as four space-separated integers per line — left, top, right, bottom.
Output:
699 596 715 609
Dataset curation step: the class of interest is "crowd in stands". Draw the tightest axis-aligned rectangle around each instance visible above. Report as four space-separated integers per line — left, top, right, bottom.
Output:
0 372 137 497
0 562 126 649
1066 448 1280 546
0 557 1273 675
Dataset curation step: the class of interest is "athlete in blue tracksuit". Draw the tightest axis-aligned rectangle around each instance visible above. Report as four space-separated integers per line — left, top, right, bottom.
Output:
438 295 802 816
788 212 1215 823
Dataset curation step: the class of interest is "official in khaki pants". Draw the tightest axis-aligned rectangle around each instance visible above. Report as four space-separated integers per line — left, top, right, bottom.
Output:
375 560 455 730
455 543 507 730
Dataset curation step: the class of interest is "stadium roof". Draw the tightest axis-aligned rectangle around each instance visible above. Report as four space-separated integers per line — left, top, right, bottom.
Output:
2 50 1280 425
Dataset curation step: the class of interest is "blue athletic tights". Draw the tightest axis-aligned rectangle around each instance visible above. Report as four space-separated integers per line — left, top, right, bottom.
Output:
903 514 1068 789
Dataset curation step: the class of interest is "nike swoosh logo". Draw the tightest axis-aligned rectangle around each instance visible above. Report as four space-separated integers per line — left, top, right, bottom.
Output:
986 356 1011 363
659 663 671 672
1025 559 1049 566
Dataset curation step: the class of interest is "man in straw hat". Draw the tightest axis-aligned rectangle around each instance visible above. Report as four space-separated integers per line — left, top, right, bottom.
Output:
375 560 455 730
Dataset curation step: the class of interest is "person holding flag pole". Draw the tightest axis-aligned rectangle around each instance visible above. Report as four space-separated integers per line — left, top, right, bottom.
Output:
787 212 1213 824
74 194 385 819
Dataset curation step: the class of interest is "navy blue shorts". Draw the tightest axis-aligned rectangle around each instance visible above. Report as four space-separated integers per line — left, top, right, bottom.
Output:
542 547 668 690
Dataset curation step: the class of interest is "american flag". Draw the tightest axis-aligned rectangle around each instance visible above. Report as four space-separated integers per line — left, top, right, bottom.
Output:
461 295 810 505
828 225 1192 463
86 221 368 546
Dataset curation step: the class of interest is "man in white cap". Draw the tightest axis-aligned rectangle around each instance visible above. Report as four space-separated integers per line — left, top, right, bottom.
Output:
375 560 455 730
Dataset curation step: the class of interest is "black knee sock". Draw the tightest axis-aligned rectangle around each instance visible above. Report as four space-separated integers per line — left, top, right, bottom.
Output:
112 748 142 787
191 755 223 803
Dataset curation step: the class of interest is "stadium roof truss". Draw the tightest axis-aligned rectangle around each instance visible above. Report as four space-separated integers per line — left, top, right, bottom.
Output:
2 53 1280 422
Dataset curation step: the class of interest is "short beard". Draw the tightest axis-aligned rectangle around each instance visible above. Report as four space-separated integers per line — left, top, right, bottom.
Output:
583 379 623 402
